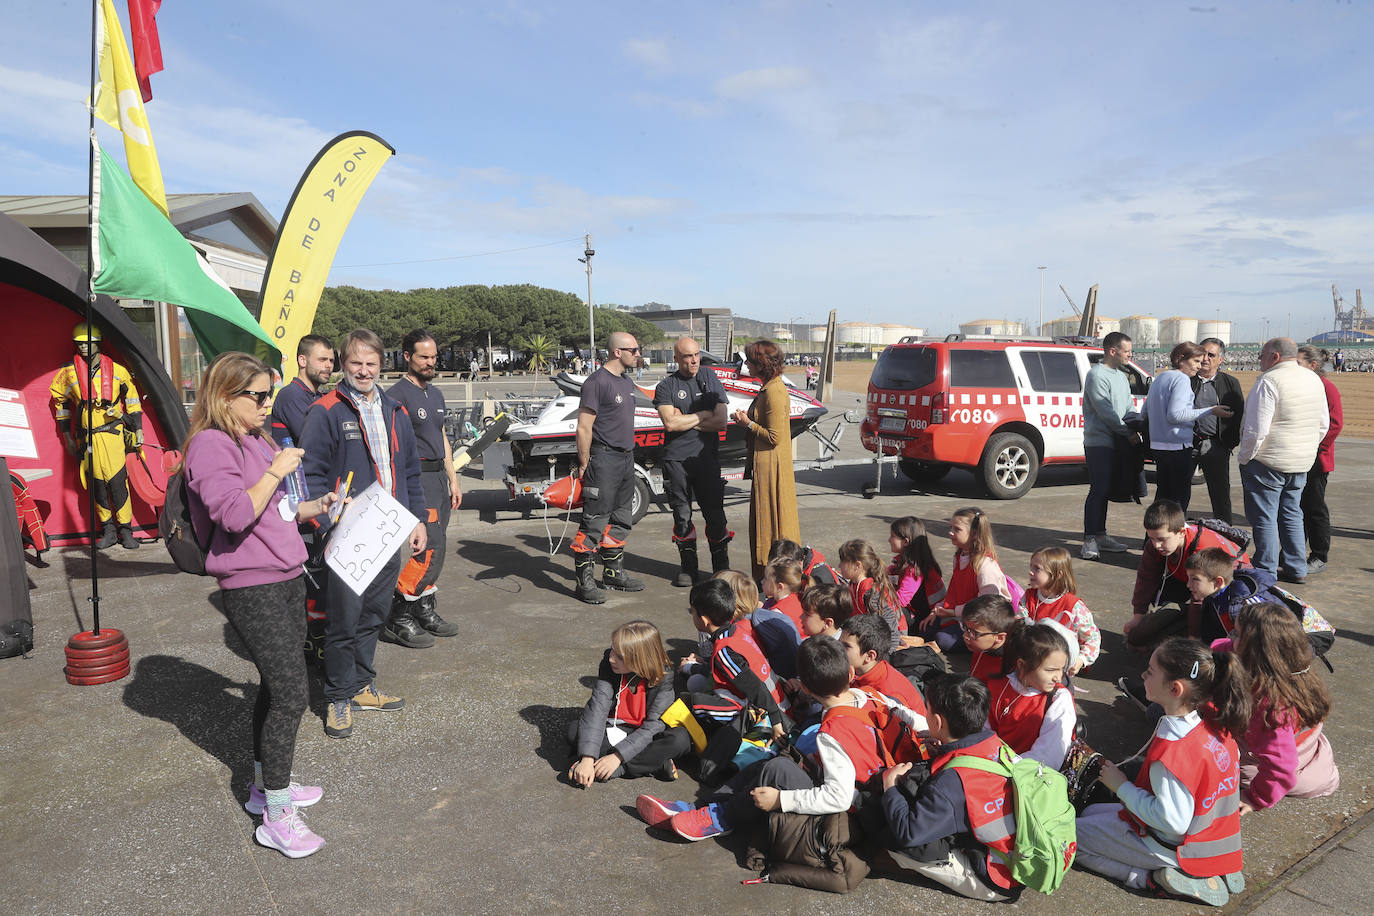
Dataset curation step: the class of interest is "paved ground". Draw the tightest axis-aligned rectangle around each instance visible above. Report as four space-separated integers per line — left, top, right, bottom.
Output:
4 382 1371 915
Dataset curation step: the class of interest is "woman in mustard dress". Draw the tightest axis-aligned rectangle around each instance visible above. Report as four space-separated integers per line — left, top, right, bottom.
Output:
731 340 800 580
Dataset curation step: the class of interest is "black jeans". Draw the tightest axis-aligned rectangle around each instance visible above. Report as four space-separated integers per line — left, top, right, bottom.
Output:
1195 440 1234 523
1151 447 1196 511
220 575 309 789
1301 467 1331 562
663 451 728 542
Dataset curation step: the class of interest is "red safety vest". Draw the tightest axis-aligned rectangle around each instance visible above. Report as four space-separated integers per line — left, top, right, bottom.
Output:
819 703 891 794
1024 590 1080 628
771 592 805 636
1164 526 1246 585
1121 721 1243 877
970 650 1003 687
942 551 993 610
712 622 790 713
854 660 926 716
609 674 648 728
936 733 1018 890
987 677 1059 755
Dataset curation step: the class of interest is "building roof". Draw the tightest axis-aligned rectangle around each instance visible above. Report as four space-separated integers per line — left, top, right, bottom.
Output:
0 193 278 256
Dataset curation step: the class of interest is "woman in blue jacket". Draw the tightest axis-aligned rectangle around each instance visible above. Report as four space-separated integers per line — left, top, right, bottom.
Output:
1144 342 1232 510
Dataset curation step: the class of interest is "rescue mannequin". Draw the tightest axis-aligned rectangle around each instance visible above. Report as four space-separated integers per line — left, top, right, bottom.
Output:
49 321 142 549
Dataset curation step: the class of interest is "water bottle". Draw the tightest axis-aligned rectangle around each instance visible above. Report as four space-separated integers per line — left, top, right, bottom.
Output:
280 437 308 505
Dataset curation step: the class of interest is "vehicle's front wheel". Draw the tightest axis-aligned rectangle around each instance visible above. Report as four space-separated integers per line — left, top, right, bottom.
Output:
629 475 652 524
980 432 1039 499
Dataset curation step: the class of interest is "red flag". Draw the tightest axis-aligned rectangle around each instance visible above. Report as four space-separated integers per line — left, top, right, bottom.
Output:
126 0 164 103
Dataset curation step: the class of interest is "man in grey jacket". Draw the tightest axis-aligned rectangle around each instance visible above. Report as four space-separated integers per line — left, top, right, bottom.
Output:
1080 332 1141 560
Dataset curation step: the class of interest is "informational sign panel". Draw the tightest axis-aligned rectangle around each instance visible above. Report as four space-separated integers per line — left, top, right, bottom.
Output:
0 388 39 460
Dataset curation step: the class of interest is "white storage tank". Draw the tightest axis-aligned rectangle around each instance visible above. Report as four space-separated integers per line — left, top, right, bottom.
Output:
1041 316 1081 338
1159 317 1199 348
1197 319 1232 346
837 322 885 345
807 325 829 343
1096 316 1120 336
879 323 923 344
1121 315 1159 349
959 318 1024 336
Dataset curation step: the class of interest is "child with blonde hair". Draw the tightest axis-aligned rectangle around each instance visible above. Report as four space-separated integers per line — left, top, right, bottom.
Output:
919 508 1011 651
568 621 688 785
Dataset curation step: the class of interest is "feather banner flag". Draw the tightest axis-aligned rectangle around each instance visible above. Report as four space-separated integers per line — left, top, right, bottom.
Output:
93 0 167 216
90 136 279 364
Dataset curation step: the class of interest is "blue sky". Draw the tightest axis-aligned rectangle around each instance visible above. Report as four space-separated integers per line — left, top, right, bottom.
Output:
3 1 1373 342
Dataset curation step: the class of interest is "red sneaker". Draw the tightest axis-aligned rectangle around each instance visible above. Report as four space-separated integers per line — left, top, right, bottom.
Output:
671 805 731 842
635 794 691 829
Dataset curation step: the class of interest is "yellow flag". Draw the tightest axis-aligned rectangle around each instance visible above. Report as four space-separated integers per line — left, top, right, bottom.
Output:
257 132 395 373
94 0 168 217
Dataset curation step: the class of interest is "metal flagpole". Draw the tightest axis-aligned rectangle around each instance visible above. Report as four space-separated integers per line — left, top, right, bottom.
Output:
85 0 102 636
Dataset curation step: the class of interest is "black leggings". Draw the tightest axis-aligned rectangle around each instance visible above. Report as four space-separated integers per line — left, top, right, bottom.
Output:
221 576 309 790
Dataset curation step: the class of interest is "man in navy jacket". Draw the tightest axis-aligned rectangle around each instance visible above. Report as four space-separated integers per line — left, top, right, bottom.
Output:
302 328 426 739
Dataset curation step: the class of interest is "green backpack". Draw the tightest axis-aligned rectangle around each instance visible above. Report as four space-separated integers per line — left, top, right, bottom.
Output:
949 745 1078 895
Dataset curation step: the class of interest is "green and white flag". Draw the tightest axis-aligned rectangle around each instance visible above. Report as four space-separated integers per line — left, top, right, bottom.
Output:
90 136 279 364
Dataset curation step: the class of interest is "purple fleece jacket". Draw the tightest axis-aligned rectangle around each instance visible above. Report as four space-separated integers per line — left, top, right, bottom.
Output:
184 429 307 590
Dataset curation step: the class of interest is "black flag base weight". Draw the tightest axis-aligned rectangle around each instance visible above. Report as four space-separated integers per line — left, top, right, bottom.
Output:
65 628 130 685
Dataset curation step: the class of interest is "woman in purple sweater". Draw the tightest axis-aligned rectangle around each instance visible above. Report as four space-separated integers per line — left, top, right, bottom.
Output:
181 352 338 858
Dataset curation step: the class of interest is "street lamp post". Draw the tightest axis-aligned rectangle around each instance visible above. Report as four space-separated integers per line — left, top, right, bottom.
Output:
578 234 595 363
1037 266 1047 336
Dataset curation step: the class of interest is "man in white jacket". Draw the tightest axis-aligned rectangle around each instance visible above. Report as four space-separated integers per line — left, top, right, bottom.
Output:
1238 338 1328 583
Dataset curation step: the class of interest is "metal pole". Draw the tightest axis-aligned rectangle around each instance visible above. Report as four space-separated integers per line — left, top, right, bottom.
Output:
1037 266 1047 335
581 234 595 364
85 0 101 635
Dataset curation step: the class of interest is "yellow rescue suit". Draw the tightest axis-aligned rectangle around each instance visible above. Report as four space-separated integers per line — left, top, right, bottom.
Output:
49 356 142 526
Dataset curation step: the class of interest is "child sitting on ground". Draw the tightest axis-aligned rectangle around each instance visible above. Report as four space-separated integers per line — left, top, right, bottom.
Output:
567 621 690 785
770 538 840 586
1022 546 1101 675
719 568 801 682
888 516 947 627
839 538 907 654
841 614 928 718
986 622 1077 770
798 582 854 641
1076 637 1249 908
879 675 1023 903
637 635 891 842
680 578 790 739
1185 547 1291 644
959 595 1019 687
1221 602 1339 812
919 508 1011 652
762 557 807 637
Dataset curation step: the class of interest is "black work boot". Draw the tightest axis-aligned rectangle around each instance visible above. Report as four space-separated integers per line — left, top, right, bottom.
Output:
575 552 607 604
708 533 733 573
412 594 459 637
117 525 139 549
380 597 436 648
673 541 700 588
96 520 117 549
600 546 646 592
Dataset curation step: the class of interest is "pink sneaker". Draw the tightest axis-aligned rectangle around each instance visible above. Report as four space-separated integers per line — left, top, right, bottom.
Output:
244 782 324 816
255 807 325 858
635 794 692 829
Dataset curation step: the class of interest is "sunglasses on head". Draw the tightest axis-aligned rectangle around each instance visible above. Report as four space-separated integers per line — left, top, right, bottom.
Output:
238 388 272 407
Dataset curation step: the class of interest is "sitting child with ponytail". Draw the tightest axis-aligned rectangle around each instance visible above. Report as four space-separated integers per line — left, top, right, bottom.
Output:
1075 637 1251 908
1222 602 1339 813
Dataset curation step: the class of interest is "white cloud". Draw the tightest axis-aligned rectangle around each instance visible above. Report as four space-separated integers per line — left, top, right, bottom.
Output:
714 66 812 100
624 38 671 73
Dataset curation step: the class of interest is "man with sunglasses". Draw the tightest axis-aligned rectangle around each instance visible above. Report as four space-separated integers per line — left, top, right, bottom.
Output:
1190 337 1244 523
301 328 427 738
569 332 647 604
653 336 731 586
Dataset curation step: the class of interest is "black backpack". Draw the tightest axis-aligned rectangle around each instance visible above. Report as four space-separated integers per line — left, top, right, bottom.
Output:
159 470 211 575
